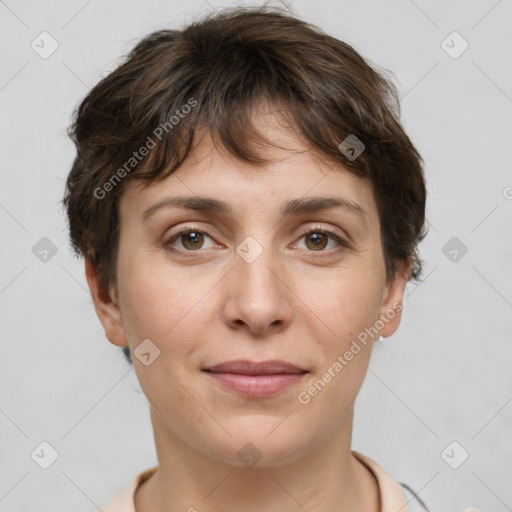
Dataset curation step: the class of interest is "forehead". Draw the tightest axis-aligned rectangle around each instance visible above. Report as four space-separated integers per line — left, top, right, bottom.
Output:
119 110 378 226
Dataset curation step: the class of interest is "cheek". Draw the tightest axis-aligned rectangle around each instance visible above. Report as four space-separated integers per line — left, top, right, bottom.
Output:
117 251 215 358
300 272 383 345
296 281 379 423
293 275 381 405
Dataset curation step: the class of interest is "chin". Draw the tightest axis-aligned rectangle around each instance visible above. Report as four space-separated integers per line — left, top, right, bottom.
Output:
203 422 314 469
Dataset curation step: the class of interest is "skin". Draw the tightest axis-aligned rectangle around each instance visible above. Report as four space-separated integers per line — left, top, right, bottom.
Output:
85 105 410 512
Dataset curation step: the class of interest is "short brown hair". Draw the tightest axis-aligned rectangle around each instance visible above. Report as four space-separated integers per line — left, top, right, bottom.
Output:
63 5 427 346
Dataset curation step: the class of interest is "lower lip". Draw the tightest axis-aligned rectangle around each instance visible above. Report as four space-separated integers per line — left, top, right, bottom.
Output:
205 372 306 398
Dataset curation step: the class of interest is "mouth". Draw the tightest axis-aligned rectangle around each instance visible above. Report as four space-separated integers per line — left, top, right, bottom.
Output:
202 359 308 398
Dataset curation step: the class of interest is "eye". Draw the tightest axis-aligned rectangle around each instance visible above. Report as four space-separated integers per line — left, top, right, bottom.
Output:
294 226 350 254
164 226 217 253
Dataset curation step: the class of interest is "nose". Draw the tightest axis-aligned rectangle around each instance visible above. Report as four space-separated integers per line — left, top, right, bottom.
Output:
222 240 292 337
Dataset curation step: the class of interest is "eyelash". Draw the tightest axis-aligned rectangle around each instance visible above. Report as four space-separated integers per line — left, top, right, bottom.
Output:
163 224 351 257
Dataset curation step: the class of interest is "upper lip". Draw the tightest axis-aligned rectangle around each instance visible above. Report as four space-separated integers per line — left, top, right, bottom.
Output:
203 359 307 375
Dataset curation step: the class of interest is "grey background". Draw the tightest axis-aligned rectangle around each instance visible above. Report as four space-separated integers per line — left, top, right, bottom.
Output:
1 0 511 510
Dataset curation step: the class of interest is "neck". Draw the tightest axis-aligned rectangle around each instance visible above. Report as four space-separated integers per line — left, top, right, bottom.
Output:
135 406 380 512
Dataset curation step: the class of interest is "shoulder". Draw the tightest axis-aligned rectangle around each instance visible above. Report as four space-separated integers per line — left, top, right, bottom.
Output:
352 450 411 511
99 465 158 512
353 452 481 512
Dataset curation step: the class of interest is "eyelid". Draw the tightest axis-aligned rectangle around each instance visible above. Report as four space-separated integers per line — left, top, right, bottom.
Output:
295 223 349 244
291 223 352 255
163 224 217 250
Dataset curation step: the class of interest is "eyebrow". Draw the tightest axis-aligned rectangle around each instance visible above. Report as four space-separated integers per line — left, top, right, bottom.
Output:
142 195 369 224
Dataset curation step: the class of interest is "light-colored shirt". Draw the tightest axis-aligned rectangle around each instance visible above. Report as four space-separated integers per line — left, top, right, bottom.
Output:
99 450 419 512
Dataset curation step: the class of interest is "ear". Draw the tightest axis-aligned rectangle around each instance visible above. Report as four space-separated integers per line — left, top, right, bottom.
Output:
377 259 411 339
84 259 128 348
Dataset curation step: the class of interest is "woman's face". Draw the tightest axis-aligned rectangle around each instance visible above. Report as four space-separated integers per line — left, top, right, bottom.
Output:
87 111 408 467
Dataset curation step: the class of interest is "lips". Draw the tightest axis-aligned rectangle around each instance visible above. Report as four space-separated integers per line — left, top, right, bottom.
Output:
203 360 307 398
203 359 306 375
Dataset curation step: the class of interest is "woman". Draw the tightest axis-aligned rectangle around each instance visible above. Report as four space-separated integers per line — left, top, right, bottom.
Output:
63 5 432 511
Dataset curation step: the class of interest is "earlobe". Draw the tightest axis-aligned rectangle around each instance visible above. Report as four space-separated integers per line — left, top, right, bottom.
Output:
84 259 128 348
